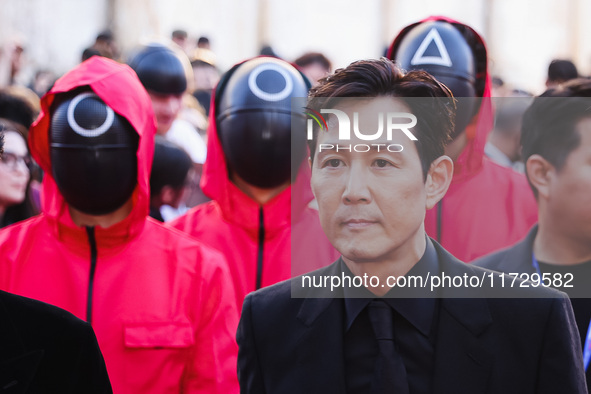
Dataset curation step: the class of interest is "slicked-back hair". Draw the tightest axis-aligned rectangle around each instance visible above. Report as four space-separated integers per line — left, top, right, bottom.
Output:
521 78 591 197
306 58 455 179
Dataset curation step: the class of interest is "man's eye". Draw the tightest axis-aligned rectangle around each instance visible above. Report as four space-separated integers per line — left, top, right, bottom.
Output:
374 159 391 168
323 159 342 168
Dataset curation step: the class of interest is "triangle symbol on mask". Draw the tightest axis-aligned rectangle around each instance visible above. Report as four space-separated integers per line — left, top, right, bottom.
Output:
410 28 453 67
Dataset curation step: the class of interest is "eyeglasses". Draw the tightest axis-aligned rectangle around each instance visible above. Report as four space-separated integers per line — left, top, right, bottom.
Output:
0 152 32 171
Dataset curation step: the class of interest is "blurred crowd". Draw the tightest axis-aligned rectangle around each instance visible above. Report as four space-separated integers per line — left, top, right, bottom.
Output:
0 27 584 230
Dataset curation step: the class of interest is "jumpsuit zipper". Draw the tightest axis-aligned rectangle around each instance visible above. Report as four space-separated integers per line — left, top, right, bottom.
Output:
255 207 265 290
85 226 98 325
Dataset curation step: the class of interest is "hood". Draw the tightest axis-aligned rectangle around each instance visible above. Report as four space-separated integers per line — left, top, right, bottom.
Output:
388 16 493 181
29 56 156 241
200 56 314 234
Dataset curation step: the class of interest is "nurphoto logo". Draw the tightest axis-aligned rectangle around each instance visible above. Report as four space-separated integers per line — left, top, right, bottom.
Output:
305 107 418 153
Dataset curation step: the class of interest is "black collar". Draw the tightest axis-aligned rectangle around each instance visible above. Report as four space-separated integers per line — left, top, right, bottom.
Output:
342 237 439 337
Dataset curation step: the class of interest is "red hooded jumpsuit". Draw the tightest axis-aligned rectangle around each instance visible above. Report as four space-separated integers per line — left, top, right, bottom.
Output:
171 58 338 309
388 16 538 262
0 57 239 393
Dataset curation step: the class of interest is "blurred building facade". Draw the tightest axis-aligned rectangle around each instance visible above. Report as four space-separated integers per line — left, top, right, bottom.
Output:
1 0 589 94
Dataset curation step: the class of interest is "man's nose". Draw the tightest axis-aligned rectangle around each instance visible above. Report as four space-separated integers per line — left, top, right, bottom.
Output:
342 163 372 204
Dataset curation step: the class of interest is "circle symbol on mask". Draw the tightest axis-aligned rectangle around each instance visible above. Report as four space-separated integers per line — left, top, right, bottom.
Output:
67 92 115 138
247 64 294 102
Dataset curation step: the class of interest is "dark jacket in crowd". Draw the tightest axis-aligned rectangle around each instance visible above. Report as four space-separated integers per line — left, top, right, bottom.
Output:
0 290 112 393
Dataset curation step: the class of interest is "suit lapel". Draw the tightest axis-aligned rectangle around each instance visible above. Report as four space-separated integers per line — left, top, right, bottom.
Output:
294 261 347 393
432 298 493 394
431 244 494 394
0 294 44 393
494 225 537 274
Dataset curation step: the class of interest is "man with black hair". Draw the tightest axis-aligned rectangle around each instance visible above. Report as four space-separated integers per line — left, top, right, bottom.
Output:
237 58 586 394
476 78 591 390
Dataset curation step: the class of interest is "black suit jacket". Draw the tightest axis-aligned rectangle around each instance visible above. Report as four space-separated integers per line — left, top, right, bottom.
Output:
474 225 591 391
237 239 587 393
0 290 112 393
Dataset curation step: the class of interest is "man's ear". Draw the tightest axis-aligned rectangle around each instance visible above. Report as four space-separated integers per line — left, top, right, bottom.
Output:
425 156 453 210
526 154 553 199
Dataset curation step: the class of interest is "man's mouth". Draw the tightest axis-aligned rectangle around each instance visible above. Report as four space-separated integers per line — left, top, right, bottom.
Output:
342 218 378 228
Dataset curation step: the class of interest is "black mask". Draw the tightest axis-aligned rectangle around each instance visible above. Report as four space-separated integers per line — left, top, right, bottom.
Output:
393 21 479 138
216 58 309 189
50 90 138 215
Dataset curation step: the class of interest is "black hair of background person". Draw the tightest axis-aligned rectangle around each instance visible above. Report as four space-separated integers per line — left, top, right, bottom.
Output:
294 52 332 72
149 137 193 222
82 47 102 62
0 91 35 129
521 78 591 178
150 137 193 197
197 36 210 48
548 59 579 84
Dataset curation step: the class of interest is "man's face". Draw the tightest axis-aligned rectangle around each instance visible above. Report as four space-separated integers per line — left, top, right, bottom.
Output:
547 117 591 238
149 91 183 134
310 97 429 264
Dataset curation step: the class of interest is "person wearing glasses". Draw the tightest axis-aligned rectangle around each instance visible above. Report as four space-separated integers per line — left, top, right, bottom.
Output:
0 119 34 228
